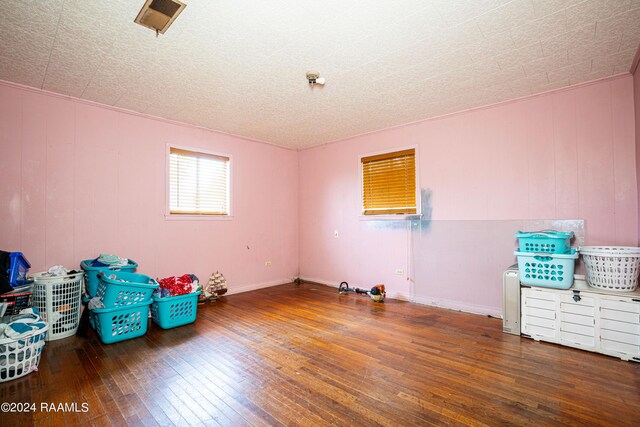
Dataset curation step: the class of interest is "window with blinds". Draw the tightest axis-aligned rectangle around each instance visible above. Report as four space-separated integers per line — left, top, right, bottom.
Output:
361 148 417 215
169 147 230 215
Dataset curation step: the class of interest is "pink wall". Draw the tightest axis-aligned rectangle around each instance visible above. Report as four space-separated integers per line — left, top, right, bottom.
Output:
1 74 637 314
635 64 640 246
0 82 299 293
299 75 638 314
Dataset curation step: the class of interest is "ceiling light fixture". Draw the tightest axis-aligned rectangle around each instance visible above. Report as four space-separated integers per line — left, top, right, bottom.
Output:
306 71 325 87
134 0 187 36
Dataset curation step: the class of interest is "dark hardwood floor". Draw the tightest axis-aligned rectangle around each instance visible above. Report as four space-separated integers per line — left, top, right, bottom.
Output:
1 282 639 426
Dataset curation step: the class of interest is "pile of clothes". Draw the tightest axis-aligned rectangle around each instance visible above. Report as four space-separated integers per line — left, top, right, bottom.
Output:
0 308 47 340
41 264 81 277
88 254 129 268
154 274 200 298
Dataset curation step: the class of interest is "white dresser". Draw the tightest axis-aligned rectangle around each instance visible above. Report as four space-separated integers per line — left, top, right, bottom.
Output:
521 282 640 362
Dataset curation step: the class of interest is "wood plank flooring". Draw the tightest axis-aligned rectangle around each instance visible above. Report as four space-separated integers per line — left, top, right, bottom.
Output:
1 282 639 426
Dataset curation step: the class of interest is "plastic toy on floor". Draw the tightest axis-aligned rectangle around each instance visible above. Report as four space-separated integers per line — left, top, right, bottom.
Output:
338 282 386 302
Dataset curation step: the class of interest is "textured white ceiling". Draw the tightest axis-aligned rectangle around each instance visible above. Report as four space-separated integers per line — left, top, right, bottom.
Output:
1 0 639 149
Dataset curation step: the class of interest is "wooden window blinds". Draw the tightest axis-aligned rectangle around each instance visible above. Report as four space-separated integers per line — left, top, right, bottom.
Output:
361 148 417 215
169 147 230 215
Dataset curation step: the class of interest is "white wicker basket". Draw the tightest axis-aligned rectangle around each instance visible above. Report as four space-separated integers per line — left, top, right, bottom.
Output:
580 246 640 292
0 324 49 382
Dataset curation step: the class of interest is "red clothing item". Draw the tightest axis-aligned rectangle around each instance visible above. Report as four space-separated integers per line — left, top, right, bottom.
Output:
158 274 193 296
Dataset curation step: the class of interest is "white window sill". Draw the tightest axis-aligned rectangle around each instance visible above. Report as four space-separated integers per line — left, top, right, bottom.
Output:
359 214 422 221
165 214 234 221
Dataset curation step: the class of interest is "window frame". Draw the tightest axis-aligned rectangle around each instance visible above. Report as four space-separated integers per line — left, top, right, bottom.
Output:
358 145 421 220
165 143 233 221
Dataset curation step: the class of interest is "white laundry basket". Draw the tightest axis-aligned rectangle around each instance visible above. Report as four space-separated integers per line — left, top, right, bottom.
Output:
0 324 48 382
32 271 84 340
580 246 640 292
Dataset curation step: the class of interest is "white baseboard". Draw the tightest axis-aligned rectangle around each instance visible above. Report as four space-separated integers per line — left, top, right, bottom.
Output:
301 276 501 318
300 277 338 288
226 279 290 296
412 295 502 318
386 290 412 301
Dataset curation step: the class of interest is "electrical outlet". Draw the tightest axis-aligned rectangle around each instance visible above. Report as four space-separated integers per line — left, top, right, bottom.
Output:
334 230 339 238
265 261 272 267
395 268 404 276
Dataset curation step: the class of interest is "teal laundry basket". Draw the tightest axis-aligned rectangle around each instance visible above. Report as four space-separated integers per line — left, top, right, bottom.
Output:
81 259 138 297
151 291 201 329
90 300 152 344
515 249 579 289
96 271 158 308
515 230 574 254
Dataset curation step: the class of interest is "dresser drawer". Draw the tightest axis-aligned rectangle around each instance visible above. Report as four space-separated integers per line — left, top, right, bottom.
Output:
561 330 595 347
600 319 640 335
600 298 640 314
559 294 595 316
600 329 640 346
560 311 594 327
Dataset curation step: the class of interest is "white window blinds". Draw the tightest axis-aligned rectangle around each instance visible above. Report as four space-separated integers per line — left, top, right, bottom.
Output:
169 147 230 215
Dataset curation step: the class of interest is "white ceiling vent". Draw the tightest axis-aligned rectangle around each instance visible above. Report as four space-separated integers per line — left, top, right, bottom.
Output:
134 0 186 35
